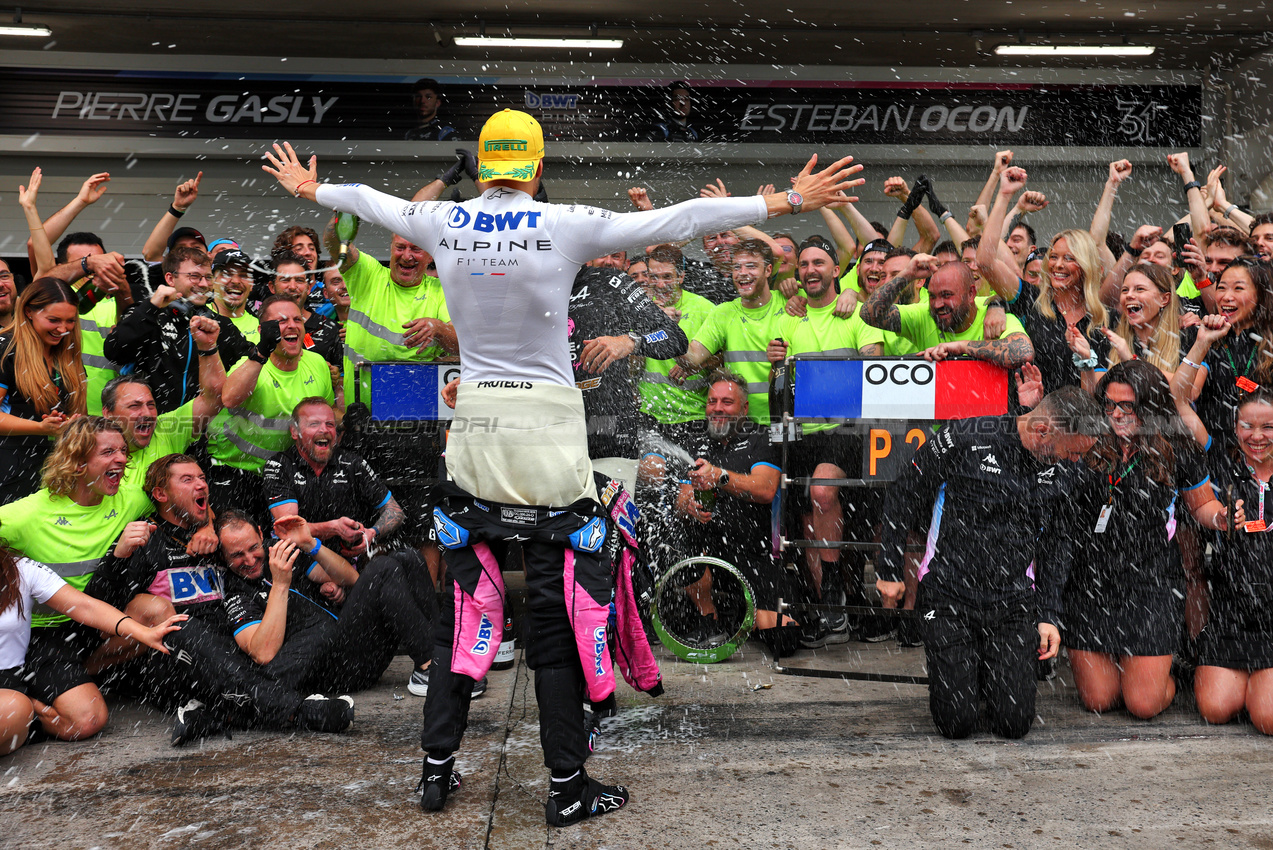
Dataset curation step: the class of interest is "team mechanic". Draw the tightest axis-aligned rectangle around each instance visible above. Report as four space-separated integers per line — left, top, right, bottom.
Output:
568 264 688 490
263 108 865 827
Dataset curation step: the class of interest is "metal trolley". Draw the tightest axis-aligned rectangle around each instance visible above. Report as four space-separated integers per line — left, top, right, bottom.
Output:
771 354 1010 685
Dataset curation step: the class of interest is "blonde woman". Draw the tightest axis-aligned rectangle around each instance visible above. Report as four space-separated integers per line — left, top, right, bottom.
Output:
978 166 1112 392
0 278 86 504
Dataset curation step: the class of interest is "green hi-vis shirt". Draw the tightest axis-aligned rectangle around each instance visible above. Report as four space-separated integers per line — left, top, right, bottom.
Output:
124 400 196 496
775 302 887 434
895 301 1028 352
218 309 260 345
343 251 451 406
639 289 717 425
1177 271 1200 299
80 298 120 416
206 352 335 474
0 487 153 627
838 264 862 295
692 293 788 424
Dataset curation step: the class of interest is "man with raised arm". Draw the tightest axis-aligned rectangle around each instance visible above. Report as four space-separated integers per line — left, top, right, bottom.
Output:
860 253 1033 370
262 109 863 828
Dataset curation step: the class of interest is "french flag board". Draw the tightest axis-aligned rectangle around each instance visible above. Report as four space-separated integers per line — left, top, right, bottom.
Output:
368 362 458 421
791 358 1008 421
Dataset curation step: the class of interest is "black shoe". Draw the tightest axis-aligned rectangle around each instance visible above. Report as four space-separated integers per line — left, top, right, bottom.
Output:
545 769 629 827
692 612 729 647
471 676 488 699
897 614 924 647
418 757 462 812
171 699 229 747
849 588 896 643
823 589 851 645
758 623 803 659
799 616 829 649
295 694 354 733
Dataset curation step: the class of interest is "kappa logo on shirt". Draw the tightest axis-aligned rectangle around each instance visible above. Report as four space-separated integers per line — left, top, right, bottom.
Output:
979 452 1002 474
55 516 70 526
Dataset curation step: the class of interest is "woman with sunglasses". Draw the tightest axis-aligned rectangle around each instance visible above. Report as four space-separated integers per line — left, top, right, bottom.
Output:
1049 360 1231 719
1171 257 1273 456
1173 365 1273 732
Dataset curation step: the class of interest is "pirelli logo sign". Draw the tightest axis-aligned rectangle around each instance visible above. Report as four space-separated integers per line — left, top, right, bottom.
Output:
484 139 528 152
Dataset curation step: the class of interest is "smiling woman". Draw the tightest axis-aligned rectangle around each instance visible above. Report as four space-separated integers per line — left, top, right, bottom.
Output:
0 278 87 506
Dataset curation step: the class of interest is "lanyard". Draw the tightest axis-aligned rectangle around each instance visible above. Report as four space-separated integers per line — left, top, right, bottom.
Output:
1247 464 1268 525
1226 341 1258 379
1106 453 1141 503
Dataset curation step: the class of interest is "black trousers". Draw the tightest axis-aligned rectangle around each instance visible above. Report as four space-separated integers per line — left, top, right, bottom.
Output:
420 538 591 773
264 551 438 694
162 617 305 728
918 584 1037 740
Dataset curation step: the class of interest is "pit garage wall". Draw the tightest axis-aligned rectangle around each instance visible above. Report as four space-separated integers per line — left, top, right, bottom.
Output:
1211 49 1273 213
0 52 1209 264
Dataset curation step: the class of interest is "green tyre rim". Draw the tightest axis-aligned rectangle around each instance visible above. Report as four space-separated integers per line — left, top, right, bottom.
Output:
651 556 756 664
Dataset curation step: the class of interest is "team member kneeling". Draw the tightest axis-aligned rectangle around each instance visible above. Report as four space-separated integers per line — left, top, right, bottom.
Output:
86 453 354 743
877 387 1103 739
216 511 435 695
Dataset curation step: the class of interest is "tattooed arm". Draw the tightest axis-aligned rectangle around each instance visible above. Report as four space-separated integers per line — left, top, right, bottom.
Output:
921 332 1034 369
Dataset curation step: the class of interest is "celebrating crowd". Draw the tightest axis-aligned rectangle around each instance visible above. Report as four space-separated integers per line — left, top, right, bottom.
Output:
2 120 1273 828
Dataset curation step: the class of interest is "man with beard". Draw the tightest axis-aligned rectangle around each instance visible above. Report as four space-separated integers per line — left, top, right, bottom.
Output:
766 237 887 646
672 372 786 650
85 454 354 743
269 250 342 368
860 255 1033 369
205 297 336 518
263 397 403 562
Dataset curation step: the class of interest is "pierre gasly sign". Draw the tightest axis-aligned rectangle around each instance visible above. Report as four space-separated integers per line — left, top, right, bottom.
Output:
0 68 1200 147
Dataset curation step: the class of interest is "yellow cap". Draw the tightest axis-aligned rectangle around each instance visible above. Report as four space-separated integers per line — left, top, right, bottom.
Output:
477 109 545 182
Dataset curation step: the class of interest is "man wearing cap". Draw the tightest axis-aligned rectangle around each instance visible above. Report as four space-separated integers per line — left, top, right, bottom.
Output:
766 237 889 646
264 108 864 827
105 246 253 414
209 248 260 345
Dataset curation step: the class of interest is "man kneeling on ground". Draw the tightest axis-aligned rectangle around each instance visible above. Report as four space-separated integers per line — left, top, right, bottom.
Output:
217 510 439 696
86 453 354 744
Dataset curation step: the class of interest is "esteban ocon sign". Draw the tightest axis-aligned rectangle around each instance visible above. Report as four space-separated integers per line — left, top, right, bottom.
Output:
0 68 1200 146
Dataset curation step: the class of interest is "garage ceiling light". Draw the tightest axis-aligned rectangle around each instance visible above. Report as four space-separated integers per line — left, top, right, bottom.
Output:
453 36 623 48
995 44 1155 56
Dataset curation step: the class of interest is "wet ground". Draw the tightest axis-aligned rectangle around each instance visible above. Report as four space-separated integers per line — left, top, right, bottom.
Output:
4 636 1272 850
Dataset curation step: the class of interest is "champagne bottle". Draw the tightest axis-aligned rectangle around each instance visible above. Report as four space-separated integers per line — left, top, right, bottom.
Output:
334 213 360 266
77 277 107 314
492 612 515 670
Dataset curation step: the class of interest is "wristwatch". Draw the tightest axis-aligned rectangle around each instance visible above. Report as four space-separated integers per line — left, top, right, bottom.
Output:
786 190 804 214
626 331 643 356
1072 352 1099 370
718 469 731 488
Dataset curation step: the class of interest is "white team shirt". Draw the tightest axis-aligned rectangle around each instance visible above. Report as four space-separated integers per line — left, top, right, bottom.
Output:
0 558 67 669
316 183 767 386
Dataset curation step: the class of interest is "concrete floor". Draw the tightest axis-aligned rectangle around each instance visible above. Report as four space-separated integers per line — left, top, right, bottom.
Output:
3 639 1272 850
